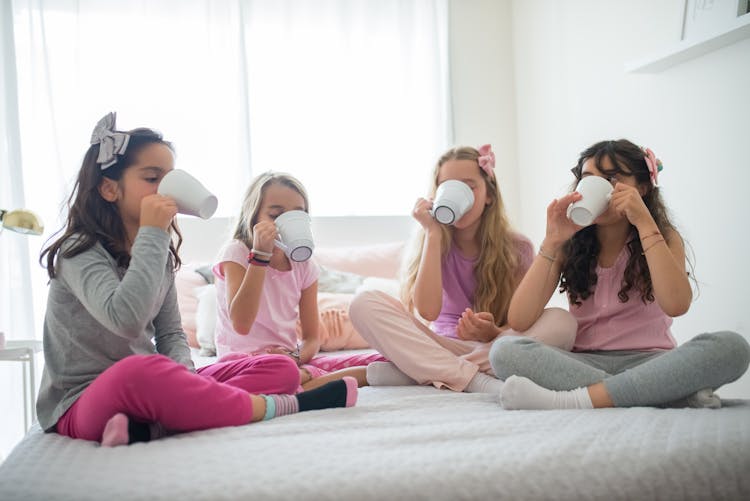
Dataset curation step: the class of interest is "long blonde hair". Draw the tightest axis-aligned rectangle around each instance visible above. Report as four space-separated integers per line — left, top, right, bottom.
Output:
400 147 521 325
233 171 309 248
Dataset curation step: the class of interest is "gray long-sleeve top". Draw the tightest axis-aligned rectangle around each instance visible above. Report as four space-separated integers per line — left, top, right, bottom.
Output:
36 226 194 431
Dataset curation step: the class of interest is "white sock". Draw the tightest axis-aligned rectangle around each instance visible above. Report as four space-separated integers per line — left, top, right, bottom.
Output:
366 362 417 386
464 371 505 394
686 388 721 409
500 375 593 410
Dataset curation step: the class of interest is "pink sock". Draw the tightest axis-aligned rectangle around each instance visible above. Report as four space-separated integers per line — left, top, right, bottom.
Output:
101 413 130 447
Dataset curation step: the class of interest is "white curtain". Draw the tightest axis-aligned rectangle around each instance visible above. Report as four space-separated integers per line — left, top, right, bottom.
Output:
1 0 37 460
1 0 450 456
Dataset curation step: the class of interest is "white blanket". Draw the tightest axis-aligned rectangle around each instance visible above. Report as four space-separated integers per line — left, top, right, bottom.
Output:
1 386 748 500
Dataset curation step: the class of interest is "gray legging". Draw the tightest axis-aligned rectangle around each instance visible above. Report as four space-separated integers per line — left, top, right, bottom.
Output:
489 331 750 407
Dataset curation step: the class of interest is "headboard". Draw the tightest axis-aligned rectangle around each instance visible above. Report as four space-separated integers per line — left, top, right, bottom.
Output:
176 215 416 264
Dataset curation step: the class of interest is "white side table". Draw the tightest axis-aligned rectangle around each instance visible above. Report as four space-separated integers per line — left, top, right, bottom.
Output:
0 339 43 431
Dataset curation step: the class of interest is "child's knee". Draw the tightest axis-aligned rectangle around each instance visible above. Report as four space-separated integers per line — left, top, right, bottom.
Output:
534 308 578 351
349 290 392 328
707 331 750 378
489 336 531 380
262 354 302 393
105 354 175 392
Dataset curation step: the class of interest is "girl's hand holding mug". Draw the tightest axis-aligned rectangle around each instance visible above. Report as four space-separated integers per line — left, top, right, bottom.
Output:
140 194 178 231
610 183 654 230
252 220 278 254
544 192 583 249
412 197 440 233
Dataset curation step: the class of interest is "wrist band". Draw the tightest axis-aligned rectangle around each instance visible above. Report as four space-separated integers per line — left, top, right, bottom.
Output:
251 248 273 258
262 395 276 421
538 247 556 263
247 252 271 266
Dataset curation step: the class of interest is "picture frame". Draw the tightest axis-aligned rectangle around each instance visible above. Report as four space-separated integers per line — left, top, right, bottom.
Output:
681 0 750 41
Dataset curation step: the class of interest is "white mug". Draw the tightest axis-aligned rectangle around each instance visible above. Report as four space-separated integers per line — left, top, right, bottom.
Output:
274 210 314 262
158 169 218 219
432 180 475 225
566 176 613 226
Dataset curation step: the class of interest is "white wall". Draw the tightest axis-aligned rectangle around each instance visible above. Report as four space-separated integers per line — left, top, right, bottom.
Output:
511 0 750 397
448 0 521 226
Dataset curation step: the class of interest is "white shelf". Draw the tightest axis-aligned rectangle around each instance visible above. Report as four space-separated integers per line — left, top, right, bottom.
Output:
626 13 750 73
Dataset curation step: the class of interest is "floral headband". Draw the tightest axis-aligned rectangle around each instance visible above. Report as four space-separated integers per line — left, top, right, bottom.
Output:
477 144 496 179
90 112 130 169
642 147 664 187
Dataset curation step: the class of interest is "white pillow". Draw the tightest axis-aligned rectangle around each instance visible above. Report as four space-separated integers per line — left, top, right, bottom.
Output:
355 277 400 298
195 284 217 356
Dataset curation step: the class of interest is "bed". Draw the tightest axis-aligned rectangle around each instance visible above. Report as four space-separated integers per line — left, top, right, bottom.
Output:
2 217 748 499
0 387 748 500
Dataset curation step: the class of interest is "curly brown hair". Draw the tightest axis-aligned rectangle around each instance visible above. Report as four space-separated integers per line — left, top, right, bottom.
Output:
559 139 677 306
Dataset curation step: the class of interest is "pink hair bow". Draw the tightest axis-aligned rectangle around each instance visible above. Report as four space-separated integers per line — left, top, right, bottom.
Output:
643 147 663 187
477 144 496 179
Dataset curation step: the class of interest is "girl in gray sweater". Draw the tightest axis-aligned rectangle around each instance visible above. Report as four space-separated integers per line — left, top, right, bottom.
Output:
37 113 357 446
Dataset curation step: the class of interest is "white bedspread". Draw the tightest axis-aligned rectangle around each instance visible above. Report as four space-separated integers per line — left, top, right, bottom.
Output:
1 386 748 500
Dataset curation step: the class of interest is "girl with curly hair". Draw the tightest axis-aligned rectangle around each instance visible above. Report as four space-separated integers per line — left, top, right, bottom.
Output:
490 139 749 409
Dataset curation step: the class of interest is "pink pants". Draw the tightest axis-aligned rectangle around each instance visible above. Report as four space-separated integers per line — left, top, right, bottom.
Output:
56 353 299 442
218 351 386 385
302 351 386 378
349 290 578 391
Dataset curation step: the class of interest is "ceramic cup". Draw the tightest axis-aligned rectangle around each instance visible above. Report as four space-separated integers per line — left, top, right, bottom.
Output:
566 175 614 226
158 169 218 219
274 210 314 262
432 180 475 225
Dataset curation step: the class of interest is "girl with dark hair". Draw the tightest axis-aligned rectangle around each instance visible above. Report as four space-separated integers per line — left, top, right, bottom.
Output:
489 139 749 409
37 113 356 446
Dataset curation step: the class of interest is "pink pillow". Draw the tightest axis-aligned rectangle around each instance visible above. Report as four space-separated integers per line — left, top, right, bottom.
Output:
175 264 209 348
314 241 405 279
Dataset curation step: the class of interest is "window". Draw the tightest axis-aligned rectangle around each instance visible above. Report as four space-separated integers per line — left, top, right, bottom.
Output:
12 0 451 219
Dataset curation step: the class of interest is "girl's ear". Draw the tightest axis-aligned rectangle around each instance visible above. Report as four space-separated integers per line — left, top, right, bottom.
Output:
98 177 120 202
637 182 649 197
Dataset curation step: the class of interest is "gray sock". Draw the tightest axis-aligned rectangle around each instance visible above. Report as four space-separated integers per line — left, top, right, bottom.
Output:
366 362 417 386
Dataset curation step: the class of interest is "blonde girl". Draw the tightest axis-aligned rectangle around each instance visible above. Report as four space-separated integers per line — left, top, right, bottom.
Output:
213 172 383 390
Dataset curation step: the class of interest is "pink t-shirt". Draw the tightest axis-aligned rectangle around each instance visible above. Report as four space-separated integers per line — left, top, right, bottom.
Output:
571 246 676 352
212 240 319 357
432 233 534 338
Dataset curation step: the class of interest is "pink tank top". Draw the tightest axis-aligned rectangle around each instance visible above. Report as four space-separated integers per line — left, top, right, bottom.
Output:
571 246 676 352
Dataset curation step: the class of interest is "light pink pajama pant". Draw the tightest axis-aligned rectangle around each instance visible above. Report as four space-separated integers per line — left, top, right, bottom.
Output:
56 353 299 442
349 290 577 391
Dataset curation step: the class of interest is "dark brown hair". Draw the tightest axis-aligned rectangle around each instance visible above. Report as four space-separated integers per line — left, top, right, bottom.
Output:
41 128 182 278
560 139 677 306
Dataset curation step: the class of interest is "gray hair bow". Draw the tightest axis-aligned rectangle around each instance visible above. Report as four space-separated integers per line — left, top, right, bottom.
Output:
90 112 130 169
